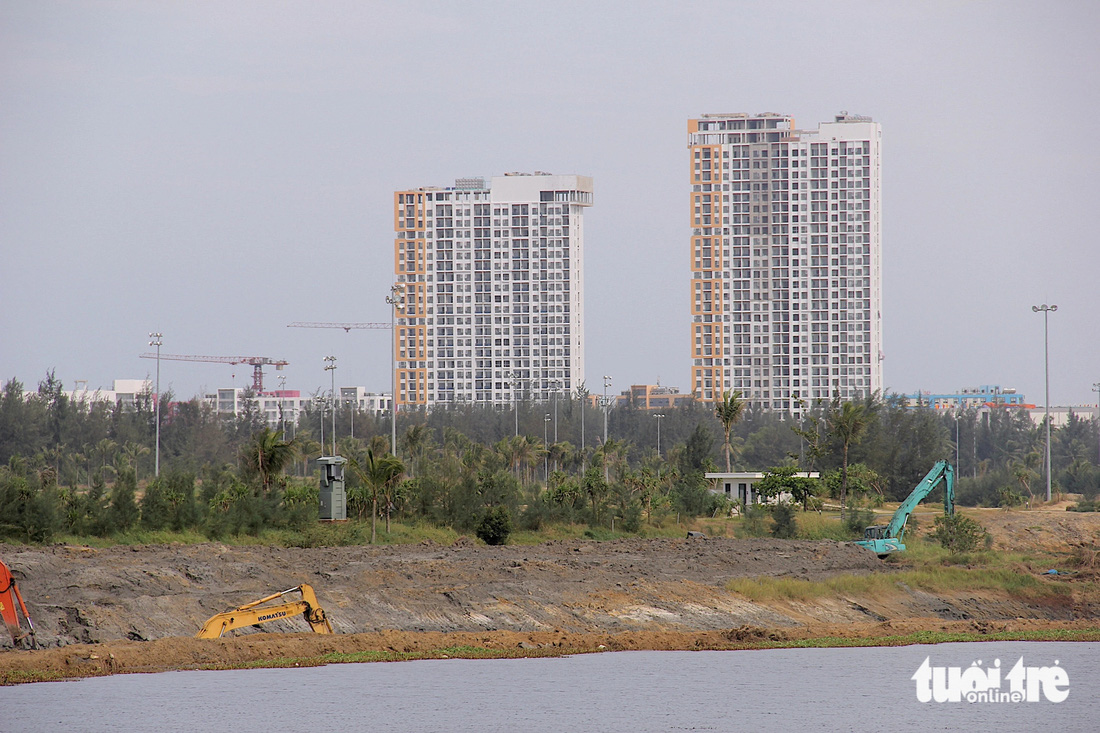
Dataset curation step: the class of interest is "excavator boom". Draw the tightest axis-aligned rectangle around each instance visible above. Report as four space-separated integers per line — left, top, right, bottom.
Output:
855 460 955 557
1 559 37 649
196 584 333 639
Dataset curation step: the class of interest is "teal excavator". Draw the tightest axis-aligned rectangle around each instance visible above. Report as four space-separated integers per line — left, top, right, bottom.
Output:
855 460 955 558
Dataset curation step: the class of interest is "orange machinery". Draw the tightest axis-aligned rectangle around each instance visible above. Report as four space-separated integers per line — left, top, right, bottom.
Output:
0 559 37 649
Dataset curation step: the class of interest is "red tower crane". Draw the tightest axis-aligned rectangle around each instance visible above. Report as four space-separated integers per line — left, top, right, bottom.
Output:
139 353 288 392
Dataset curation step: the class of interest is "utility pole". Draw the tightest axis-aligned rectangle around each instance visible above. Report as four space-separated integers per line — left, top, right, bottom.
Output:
1093 383 1100 470
148 332 162 477
1032 304 1057 502
386 283 406 457
602 375 612 444
324 356 337 456
551 380 560 443
543 413 551 481
510 370 522 437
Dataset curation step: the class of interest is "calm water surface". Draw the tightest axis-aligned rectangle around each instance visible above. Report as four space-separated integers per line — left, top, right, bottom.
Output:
4 642 1097 732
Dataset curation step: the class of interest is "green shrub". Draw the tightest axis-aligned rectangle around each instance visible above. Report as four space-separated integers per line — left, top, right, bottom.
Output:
770 503 797 539
475 506 513 546
930 513 991 553
737 506 769 538
844 508 875 538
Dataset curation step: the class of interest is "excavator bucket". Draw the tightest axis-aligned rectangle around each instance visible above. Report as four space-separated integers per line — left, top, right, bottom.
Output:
0 559 37 649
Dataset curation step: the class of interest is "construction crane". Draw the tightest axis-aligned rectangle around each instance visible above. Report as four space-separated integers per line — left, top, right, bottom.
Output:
288 322 391 332
139 353 288 392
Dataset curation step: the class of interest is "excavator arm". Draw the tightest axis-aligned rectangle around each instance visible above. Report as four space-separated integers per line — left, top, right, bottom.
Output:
856 460 955 557
1 559 37 649
196 584 333 639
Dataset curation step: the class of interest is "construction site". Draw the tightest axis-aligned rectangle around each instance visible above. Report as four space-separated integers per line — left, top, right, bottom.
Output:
2 505 1098 683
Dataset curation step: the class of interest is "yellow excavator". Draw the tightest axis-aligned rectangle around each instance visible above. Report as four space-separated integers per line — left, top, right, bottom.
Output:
196 584 334 639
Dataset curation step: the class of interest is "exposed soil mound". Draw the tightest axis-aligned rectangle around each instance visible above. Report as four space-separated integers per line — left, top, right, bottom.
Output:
1 509 1096 682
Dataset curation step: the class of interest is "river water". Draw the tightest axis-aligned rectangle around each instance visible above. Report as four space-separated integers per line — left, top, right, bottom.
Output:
3 641 1097 732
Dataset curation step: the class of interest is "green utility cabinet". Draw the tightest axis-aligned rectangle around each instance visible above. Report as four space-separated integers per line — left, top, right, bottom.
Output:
318 456 347 521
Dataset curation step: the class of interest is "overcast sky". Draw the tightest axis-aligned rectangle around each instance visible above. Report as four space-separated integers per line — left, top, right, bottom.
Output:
2 1 1098 408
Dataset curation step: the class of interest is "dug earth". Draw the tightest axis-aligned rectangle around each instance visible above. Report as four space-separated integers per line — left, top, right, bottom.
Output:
1 508 1098 680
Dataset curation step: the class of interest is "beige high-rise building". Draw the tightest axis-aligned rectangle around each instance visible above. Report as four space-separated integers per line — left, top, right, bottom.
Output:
689 112 882 413
393 173 593 407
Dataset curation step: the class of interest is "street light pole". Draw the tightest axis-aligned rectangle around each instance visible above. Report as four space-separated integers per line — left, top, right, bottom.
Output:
551 380 560 444
387 283 406 457
602 375 612 444
148 332 162 478
1092 382 1100 470
324 356 337 456
954 409 960 473
578 382 586 470
510 370 521 437
543 413 551 481
1032 304 1057 502
654 413 665 457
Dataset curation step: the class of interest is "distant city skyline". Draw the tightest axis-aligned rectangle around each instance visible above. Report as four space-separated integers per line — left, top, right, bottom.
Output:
2 3 1098 407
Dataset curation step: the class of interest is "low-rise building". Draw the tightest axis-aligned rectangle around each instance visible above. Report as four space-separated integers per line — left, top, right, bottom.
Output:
899 385 1031 411
705 470 820 506
588 384 695 410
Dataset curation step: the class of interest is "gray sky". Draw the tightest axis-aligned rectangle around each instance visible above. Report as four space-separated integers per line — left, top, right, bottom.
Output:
2 0 1098 407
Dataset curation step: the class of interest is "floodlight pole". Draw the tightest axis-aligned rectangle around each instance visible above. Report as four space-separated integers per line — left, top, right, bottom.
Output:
1032 304 1057 502
324 356 337 456
387 283 406 457
148 332 162 477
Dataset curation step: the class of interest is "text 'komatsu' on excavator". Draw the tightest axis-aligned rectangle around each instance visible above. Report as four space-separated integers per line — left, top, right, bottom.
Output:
196 584 333 639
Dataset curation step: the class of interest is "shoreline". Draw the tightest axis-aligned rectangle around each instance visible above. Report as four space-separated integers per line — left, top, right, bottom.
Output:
5 619 1098 685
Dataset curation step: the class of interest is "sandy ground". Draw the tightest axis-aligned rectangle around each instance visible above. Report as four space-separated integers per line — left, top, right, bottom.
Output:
1 507 1097 682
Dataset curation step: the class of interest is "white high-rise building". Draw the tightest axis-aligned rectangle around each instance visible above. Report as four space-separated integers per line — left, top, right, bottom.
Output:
393 173 593 407
688 112 883 413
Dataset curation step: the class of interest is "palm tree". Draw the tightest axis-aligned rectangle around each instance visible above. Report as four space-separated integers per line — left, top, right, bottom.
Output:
512 436 538 485
95 438 118 478
401 424 431 478
830 401 871 520
351 449 405 542
239 427 299 494
121 442 150 484
714 390 746 472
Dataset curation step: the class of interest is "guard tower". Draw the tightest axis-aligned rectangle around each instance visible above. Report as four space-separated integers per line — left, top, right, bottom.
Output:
317 456 347 521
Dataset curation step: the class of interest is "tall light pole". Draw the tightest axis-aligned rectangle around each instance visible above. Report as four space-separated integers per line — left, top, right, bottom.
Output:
148 332 162 478
510 370 522 437
386 283 406 457
543 413 551 481
551 379 561 443
1092 382 1100 470
654 413 665 457
579 383 585 468
1032 304 1057 502
324 356 337 456
602 375 612 444
954 408 960 473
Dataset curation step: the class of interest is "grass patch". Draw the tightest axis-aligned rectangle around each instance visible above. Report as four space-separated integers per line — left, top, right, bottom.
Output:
756 627 1100 649
726 563 1071 605
0 669 68 686
794 512 853 541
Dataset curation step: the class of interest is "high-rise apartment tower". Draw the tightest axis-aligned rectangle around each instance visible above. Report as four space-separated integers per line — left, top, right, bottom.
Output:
689 112 882 413
393 173 593 407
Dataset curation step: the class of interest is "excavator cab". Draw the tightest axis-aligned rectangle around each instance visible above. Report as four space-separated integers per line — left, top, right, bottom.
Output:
862 525 888 541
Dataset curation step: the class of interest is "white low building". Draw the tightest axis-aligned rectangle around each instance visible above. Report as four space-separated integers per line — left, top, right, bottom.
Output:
705 471 820 506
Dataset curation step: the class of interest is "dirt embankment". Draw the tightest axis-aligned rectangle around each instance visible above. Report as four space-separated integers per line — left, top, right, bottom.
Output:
1 509 1097 681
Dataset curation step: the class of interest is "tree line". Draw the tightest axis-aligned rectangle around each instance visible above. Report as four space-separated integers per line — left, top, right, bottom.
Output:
1 372 1098 544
